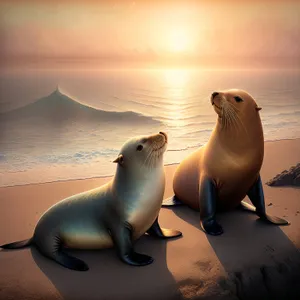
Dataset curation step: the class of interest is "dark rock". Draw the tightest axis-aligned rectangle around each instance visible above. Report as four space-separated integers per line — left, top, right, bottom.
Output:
294 174 300 186
266 163 300 187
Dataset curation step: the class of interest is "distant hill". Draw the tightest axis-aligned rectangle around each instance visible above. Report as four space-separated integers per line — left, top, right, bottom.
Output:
0 87 161 127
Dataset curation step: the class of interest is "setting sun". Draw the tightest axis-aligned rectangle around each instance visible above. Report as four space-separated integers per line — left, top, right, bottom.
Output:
169 28 191 53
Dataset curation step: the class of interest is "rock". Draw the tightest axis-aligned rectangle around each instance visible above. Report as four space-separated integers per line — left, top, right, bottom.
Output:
266 163 300 187
294 175 300 186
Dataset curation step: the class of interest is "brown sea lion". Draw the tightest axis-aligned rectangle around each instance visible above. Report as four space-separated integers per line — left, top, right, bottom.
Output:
163 89 289 235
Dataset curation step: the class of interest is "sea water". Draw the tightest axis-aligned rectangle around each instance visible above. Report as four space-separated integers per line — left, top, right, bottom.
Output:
0 68 300 187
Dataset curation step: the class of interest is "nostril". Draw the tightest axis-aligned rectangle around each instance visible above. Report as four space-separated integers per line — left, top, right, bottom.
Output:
212 92 219 99
159 131 168 141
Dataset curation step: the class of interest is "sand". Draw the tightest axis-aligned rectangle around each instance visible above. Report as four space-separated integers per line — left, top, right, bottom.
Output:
0 138 300 300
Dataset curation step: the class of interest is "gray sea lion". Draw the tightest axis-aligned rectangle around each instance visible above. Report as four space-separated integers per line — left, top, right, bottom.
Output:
163 89 289 235
1 132 182 271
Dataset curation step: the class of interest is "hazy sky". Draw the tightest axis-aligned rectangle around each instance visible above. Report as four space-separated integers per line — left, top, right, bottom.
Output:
0 0 299 67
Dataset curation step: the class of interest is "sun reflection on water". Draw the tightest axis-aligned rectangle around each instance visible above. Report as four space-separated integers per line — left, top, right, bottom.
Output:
163 69 191 127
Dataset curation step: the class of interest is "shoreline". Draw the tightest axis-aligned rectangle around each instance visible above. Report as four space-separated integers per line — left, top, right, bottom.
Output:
1 137 300 190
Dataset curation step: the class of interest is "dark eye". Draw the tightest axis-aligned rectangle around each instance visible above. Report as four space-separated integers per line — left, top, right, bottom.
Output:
234 96 243 103
136 145 143 151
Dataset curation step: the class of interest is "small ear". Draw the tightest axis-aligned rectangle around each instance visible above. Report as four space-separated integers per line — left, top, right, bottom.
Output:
256 107 262 111
113 154 124 165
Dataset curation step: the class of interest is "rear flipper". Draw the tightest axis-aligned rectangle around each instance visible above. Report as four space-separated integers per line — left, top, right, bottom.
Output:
0 238 32 249
36 235 89 271
259 214 290 225
146 217 182 238
54 251 89 271
239 200 256 212
0 237 88 271
162 195 184 207
246 175 290 225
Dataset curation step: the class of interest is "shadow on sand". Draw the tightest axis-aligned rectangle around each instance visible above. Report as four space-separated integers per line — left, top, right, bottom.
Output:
31 235 183 300
167 205 300 300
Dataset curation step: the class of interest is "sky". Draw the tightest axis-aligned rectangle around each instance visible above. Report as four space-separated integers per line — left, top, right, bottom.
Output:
0 0 299 68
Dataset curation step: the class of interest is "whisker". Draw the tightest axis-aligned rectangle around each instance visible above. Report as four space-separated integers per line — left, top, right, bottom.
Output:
232 109 249 136
220 101 247 136
229 113 239 134
143 148 153 168
221 104 226 130
225 109 230 131
222 102 229 131
142 138 166 169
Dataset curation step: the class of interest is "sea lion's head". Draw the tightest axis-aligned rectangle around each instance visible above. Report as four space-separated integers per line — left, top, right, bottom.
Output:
210 89 262 130
113 132 168 171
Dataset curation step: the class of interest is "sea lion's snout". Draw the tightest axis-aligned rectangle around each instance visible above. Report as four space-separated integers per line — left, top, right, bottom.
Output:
159 131 168 143
211 92 221 106
211 92 219 101
211 92 222 112
148 132 168 152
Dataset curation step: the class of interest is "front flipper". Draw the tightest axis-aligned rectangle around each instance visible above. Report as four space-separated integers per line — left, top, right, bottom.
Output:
199 176 223 235
247 175 290 225
110 222 153 266
162 195 184 207
146 217 182 238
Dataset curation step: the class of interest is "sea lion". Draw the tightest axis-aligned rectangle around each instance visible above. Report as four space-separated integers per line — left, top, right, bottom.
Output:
163 89 289 235
1 132 182 271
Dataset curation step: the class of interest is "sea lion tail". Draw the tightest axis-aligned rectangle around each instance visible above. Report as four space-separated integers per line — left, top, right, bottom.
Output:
0 238 32 249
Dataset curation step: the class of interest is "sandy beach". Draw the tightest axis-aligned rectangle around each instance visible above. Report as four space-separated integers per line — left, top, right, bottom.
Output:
0 138 300 300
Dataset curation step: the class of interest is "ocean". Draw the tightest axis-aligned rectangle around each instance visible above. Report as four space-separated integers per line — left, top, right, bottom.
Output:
1 68 300 187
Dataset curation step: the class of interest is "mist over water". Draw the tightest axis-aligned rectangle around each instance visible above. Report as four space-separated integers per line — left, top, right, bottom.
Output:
1 68 300 187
